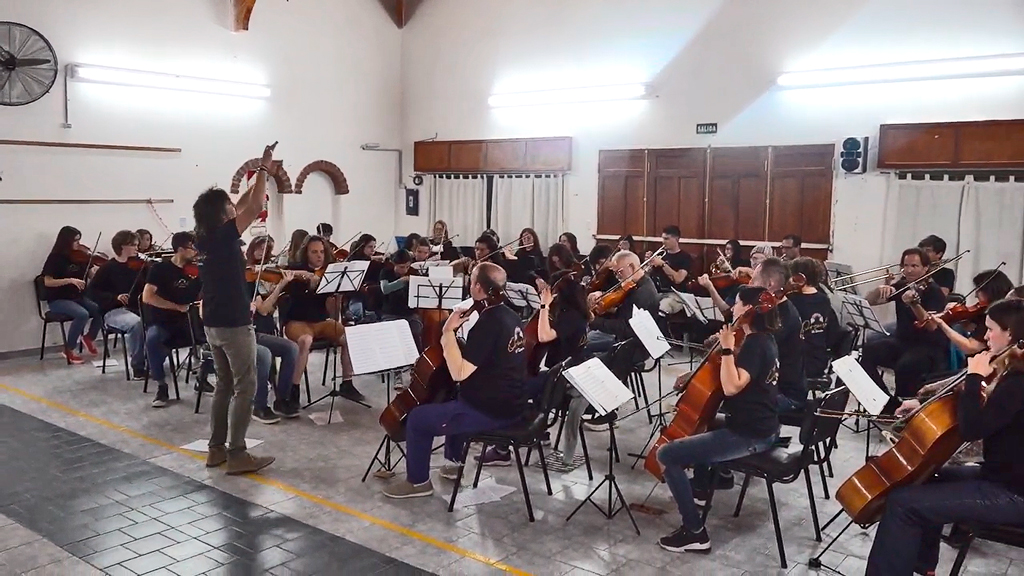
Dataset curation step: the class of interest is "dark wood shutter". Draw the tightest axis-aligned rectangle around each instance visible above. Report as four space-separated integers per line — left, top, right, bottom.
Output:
597 150 646 238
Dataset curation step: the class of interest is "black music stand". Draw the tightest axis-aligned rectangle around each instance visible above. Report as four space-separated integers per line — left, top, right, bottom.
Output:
838 293 888 436
362 369 408 481
504 282 541 317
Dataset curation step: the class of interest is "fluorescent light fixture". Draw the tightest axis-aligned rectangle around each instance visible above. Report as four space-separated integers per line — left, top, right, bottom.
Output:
66 64 271 98
777 53 1024 89
488 83 648 107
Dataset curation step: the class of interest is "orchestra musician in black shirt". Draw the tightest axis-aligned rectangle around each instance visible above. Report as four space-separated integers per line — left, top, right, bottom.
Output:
918 234 956 296
651 225 694 316
41 226 103 364
787 257 839 381
379 249 424 349
88 230 147 378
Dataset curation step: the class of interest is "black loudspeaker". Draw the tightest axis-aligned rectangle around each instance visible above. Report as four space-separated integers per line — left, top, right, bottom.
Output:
839 137 869 173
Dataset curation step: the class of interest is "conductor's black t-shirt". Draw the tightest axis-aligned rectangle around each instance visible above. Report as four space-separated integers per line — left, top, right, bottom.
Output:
458 304 527 420
723 332 780 439
197 219 250 328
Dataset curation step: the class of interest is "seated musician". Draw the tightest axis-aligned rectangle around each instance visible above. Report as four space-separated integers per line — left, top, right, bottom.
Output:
403 232 422 252
650 225 693 316
582 243 614 287
430 219 459 261
42 226 103 364
616 234 636 255
478 269 590 466
142 232 203 408
501 228 545 285
918 234 955 296
88 230 147 378
411 237 433 263
532 242 579 286
930 269 1015 357
860 247 949 399
558 232 583 261
657 285 781 553
1013 285 1024 299
723 239 749 270
787 257 839 380
283 235 362 402
585 250 659 355
779 234 801 261
382 262 527 499
379 249 424 349
866 298 1024 576
454 234 510 278
246 236 302 422
282 229 309 267
727 243 773 286
136 228 154 254
346 233 387 322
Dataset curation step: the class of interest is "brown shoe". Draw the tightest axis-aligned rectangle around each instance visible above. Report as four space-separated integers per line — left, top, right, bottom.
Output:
206 445 227 468
226 451 275 475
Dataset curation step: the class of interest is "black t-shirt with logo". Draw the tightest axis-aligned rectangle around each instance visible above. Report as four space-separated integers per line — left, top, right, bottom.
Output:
379 266 413 317
197 219 250 328
284 267 330 323
723 331 780 438
145 260 202 328
890 279 948 348
458 304 527 420
651 250 693 293
789 291 837 379
544 307 588 369
775 299 807 402
247 281 278 335
42 252 85 301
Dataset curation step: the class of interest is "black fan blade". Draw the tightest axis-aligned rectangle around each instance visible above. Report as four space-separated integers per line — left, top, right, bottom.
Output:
16 58 53 67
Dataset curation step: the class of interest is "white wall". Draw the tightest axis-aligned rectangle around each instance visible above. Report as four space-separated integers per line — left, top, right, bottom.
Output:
399 0 1024 252
0 0 402 353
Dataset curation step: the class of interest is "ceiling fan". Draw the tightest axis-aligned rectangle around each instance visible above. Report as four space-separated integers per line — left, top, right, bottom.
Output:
0 21 59 106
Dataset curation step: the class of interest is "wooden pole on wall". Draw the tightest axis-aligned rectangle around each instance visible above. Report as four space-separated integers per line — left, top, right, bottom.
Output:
0 139 181 154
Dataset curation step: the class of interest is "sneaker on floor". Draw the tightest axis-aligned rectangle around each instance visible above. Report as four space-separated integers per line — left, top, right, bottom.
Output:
273 400 300 419
382 479 434 499
206 445 227 468
252 407 281 425
475 447 512 467
338 380 366 402
63 349 85 365
439 462 463 481
226 451 275 475
152 385 170 408
81 336 98 355
131 366 148 381
714 470 735 491
659 526 711 553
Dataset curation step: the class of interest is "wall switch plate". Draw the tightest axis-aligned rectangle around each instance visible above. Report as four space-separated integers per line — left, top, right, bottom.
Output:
179 217 187 227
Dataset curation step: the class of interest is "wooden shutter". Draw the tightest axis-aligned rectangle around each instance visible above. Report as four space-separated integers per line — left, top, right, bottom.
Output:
645 148 707 240
597 150 646 238
706 147 769 243
768 144 834 245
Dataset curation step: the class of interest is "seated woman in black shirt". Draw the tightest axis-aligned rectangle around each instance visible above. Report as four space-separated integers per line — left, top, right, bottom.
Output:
558 232 583 261
501 228 546 285
42 226 104 364
867 298 1024 575
929 268 1015 357
787 257 839 380
722 239 749 270
657 285 781 554
582 243 615 289
530 242 579 286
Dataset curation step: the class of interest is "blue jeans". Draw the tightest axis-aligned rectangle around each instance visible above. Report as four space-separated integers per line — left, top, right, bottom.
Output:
867 465 1024 575
657 427 779 531
104 308 145 370
404 399 517 485
48 298 101 350
777 393 806 415
584 330 616 355
254 333 299 410
145 324 188 384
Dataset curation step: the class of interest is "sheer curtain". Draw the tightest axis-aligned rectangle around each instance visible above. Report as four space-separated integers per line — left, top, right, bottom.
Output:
491 174 564 250
430 175 486 243
958 179 1024 291
880 176 966 265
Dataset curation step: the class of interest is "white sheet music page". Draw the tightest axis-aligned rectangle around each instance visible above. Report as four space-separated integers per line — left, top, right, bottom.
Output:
453 298 478 340
831 355 889 416
672 289 708 323
695 296 726 322
564 357 634 415
345 320 420 375
628 305 670 360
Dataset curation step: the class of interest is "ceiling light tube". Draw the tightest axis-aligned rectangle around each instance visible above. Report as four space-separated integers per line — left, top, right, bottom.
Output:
66 64 271 98
489 83 648 107
777 53 1024 89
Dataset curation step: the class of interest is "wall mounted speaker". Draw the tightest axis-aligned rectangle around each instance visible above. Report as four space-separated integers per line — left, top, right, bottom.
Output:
840 136 869 174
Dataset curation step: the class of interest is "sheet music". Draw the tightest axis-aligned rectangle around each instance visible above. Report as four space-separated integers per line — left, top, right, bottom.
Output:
409 276 464 309
564 357 634 415
504 282 540 311
316 261 369 294
840 293 888 335
345 320 420 375
427 265 454 278
628 305 670 360
453 298 478 340
695 296 726 322
672 289 707 323
412 261 451 273
831 355 889 415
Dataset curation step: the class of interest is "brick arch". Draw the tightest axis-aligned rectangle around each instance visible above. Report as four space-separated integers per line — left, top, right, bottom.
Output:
295 160 350 196
230 158 293 195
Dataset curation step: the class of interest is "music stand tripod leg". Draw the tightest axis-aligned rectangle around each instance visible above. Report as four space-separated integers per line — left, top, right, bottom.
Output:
565 424 641 535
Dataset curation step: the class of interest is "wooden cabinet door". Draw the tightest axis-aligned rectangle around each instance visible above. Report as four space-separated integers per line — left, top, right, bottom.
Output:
706 147 769 242
645 148 707 240
768 144 834 245
597 150 646 237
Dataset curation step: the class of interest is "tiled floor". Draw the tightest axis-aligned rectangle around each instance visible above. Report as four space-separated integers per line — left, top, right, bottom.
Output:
0 347 1021 575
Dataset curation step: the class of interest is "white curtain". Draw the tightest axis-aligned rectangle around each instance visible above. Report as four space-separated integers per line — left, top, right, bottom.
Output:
491 174 564 251
430 175 486 244
958 179 1024 291
880 176 966 266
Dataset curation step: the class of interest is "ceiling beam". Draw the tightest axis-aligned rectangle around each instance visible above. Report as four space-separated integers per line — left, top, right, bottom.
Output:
377 0 425 29
233 0 257 32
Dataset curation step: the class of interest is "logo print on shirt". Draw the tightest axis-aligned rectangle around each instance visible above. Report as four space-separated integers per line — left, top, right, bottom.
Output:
801 313 827 336
508 326 526 354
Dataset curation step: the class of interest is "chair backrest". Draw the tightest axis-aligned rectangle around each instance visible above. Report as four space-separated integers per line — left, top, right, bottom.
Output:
799 386 851 450
599 338 642 382
277 294 293 333
830 324 859 361
32 275 47 320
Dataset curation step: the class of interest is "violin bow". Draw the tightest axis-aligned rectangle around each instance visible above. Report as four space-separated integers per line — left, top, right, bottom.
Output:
963 262 1007 302
81 232 103 281
250 235 273 308
891 249 969 299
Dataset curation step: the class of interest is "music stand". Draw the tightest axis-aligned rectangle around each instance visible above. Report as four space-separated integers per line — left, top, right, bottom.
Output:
504 282 540 316
825 261 855 293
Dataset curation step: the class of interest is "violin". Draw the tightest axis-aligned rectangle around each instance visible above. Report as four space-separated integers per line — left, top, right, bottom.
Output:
69 247 109 267
245 266 286 284
590 248 666 317
686 270 752 296
914 301 987 330
587 266 614 293
126 256 149 272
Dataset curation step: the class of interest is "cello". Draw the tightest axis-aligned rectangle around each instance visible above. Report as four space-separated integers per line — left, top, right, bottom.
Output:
835 340 1024 525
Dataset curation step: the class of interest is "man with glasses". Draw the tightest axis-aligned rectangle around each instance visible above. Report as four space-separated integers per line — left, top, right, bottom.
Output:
88 230 148 379
142 231 203 408
585 250 659 355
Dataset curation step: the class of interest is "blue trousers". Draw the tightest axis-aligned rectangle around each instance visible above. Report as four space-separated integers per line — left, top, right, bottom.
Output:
104 308 145 370
584 329 616 355
404 399 517 485
145 323 188 384
867 465 1024 575
254 333 299 410
48 298 102 350
657 427 778 531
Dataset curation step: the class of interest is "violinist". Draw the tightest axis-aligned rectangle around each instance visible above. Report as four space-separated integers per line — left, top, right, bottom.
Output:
787 257 839 380
865 298 1024 576
142 232 203 408
558 232 583 261
136 229 154 254
316 223 335 252
347 233 385 322
585 250 658 356
403 232 423 252
454 234 509 279
535 242 578 285
379 249 424 349
728 243 773 284
430 219 459 261
616 234 636 255
779 234 801 262
582 244 615 289
411 237 433 263
928 269 1015 357
245 236 302 422
918 234 955 296
656 285 781 554
42 226 104 364
282 229 309 267
860 247 949 399
284 235 363 402
382 262 527 499
88 230 147 378
650 225 693 316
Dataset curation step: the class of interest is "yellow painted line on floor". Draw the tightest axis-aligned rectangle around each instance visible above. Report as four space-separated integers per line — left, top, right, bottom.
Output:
0 382 531 575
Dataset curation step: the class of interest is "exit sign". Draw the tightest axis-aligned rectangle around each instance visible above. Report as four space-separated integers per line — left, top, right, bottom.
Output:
696 123 718 135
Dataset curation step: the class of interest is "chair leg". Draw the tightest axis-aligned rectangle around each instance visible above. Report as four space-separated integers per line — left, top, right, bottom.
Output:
303 369 312 404
818 461 831 500
101 332 109 374
733 473 751 517
512 446 535 522
472 443 487 489
579 424 593 481
765 480 787 569
948 535 973 576
448 442 473 513
121 335 131 381
40 322 48 360
803 467 822 542
536 442 553 495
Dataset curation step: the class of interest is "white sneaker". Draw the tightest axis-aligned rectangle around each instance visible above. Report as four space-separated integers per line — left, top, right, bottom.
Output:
439 462 462 480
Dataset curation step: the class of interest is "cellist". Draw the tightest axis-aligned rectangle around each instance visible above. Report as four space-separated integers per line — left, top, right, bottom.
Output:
866 298 1024 576
657 285 782 554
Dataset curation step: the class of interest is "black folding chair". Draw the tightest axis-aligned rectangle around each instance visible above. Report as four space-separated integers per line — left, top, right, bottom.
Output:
33 275 72 363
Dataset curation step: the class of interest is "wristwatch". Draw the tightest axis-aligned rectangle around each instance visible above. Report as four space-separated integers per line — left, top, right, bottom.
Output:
721 348 734 356
539 304 547 310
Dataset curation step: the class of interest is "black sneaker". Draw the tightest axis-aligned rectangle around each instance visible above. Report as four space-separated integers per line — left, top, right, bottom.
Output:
131 366 148 381
274 400 300 419
338 380 366 402
691 488 711 508
659 526 711 553
714 470 735 491
289 385 301 406
152 385 169 408
252 407 281 424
